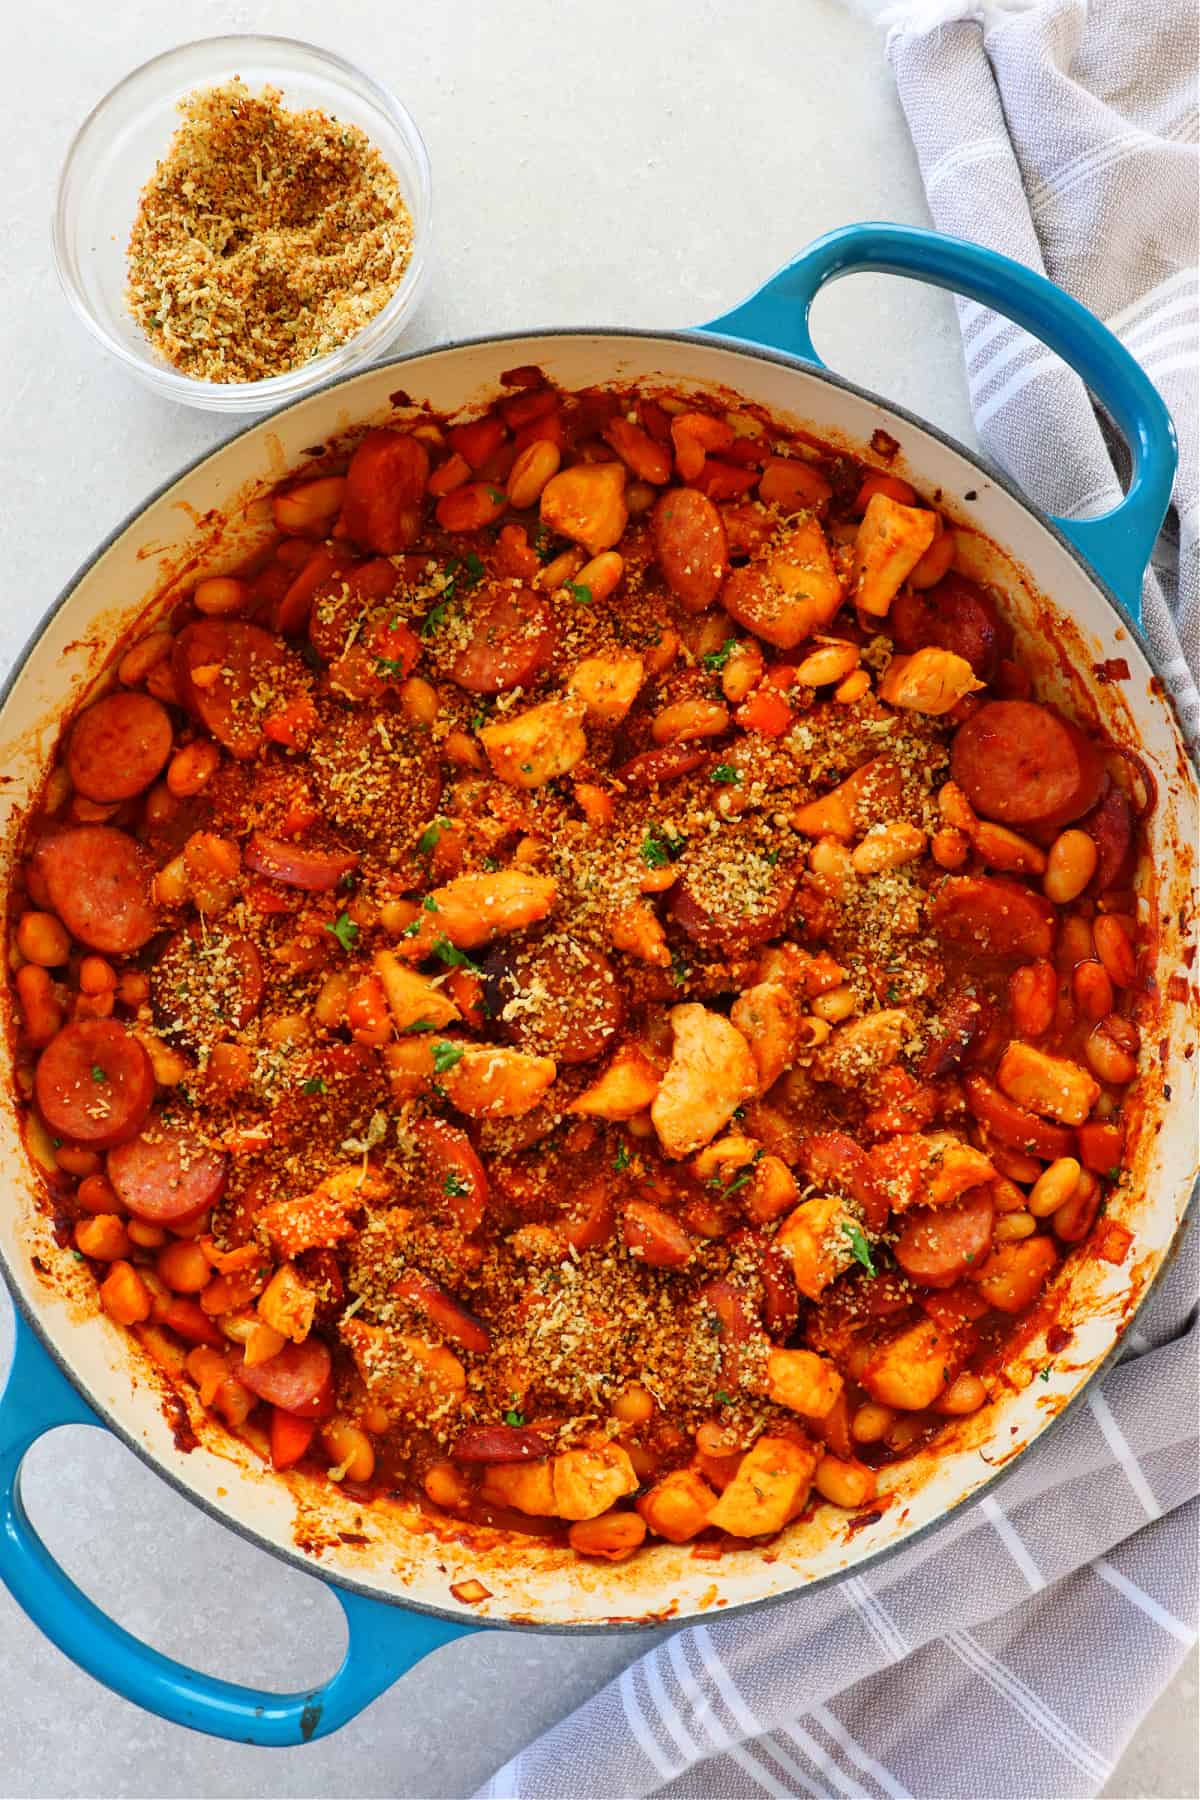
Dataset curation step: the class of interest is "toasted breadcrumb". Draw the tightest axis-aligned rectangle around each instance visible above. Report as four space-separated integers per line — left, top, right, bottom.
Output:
126 80 414 382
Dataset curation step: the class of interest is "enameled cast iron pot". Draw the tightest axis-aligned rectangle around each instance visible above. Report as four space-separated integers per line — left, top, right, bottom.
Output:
1 224 1196 1745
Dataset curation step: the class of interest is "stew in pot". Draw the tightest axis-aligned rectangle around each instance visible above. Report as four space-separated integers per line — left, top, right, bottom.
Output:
6 374 1150 1563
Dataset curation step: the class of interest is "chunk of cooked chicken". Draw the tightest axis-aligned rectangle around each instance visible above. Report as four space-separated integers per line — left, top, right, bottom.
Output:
650 1003 759 1159
540 463 628 555
609 901 671 968
870 1131 995 1210
853 493 938 616
479 697 588 788
570 1044 662 1118
878 646 984 715
551 1443 639 1519
860 1317 951 1411
428 870 557 949
636 1468 717 1542
766 1347 844 1418
730 980 803 1093
791 756 904 841
439 1043 557 1117
707 1434 818 1536
722 515 842 649
775 1191 856 1300
995 1042 1100 1126
481 1459 557 1515
812 1008 911 1089
256 1263 316 1343
341 1316 466 1412
373 950 460 1033
567 651 645 722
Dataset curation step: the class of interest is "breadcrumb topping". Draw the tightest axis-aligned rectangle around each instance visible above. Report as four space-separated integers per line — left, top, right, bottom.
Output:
126 80 414 382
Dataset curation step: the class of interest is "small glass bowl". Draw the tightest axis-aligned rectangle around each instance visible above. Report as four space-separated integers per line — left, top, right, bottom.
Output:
52 35 432 413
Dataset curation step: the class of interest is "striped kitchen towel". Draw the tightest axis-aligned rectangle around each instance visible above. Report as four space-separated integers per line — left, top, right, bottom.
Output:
476 1223 1197 1799
888 0 1199 738
476 8 1199 1795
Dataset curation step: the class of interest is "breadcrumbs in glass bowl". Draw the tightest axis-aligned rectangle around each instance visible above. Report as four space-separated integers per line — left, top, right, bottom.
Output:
53 36 432 413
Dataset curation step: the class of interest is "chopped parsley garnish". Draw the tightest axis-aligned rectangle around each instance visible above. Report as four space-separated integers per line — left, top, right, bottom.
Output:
420 597 452 637
431 1040 465 1074
301 1077 327 1095
90 1065 108 1083
404 1019 438 1034
444 1171 470 1198
532 525 556 563
765 849 780 867
375 657 408 679
886 983 901 1004
487 488 507 506
420 552 486 636
324 912 359 953
702 639 740 671
564 581 593 606
707 1152 762 1196
710 763 742 786
422 895 440 913
418 818 450 854
612 1144 631 1173
431 936 482 973
841 1221 877 1276
470 712 488 733
503 1409 526 1427
640 825 684 868
669 950 690 988
1038 1366 1052 1383
481 856 500 872
714 1390 734 1407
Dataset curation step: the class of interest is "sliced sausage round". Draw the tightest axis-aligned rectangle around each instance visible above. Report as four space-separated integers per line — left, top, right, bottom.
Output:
895 1187 996 1286
152 926 265 1053
496 941 624 1064
451 1425 551 1463
614 743 706 789
34 1020 155 1150
243 832 358 892
963 1074 1077 1160
622 1198 695 1267
338 430 429 554
174 621 303 760
672 849 798 953
236 1339 334 1419
66 692 173 802
929 875 1056 961
106 1117 229 1224
33 826 159 954
890 578 1008 681
950 701 1105 830
799 1131 888 1232
392 1272 491 1354
1079 782 1135 893
306 556 398 659
307 711 442 852
653 488 728 612
412 1118 487 1233
918 989 990 1081
449 589 557 693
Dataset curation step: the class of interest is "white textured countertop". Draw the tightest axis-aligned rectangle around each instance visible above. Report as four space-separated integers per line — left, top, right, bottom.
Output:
1 3 1190 1796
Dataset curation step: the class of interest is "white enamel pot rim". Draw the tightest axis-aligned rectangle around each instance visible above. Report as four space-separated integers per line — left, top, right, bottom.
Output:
0 322 1196 1652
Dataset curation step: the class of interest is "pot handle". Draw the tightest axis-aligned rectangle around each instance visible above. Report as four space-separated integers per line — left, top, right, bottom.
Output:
0 1313 477 1743
702 221 1178 624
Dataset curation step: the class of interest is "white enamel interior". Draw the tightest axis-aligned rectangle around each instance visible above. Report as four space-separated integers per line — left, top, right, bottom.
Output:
1 333 1195 1631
